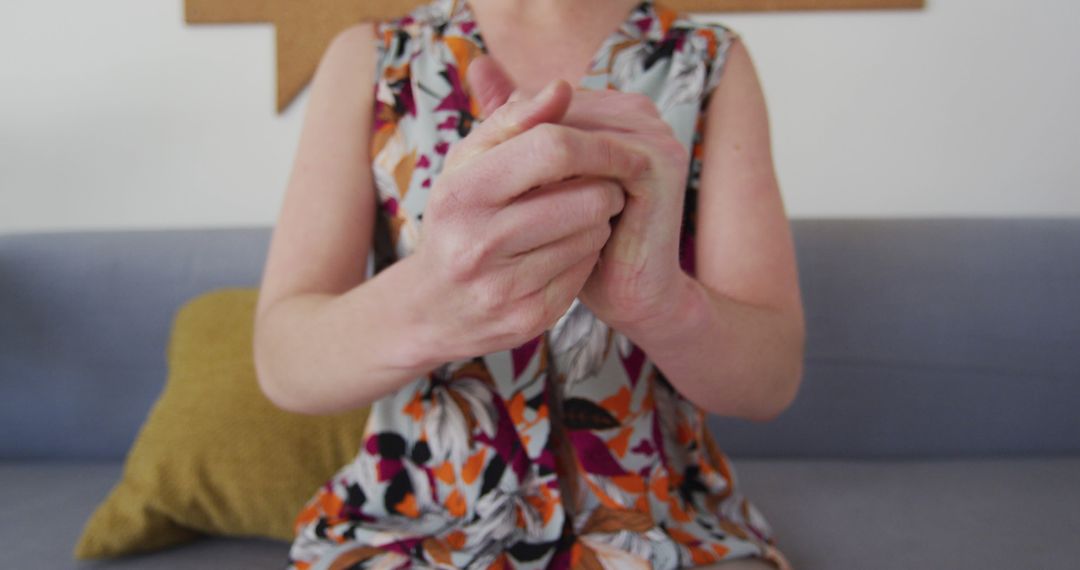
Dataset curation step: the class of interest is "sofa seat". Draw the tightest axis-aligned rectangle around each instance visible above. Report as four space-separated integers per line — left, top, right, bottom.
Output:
4 458 1078 569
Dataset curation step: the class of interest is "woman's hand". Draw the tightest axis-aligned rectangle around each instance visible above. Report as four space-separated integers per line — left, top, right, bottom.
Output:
408 78 647 365
560 89 692 330
468 54 693 330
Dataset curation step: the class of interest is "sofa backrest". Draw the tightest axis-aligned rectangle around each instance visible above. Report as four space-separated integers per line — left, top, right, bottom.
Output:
709 218 1080 458
2 219 1078 460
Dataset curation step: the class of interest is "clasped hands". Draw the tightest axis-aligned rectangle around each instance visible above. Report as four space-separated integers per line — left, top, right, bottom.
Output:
412 54 692 361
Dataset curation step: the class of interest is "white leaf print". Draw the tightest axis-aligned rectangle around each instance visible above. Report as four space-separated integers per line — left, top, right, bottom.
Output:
718 489 750 526
615 330 634 359
548 298 610 390
423 377 498 465
513 493 544 538
580 534 653 570
652 380 690 473
512 468 548 538
460 489 523 568
423 385 469 465
367 552 412 570
744 498 775 542
592 475 633 508
645 527 683 570
609 43 651 90
586 529 652 561
656 53 706 110
579 527 679 570
450 377 498 438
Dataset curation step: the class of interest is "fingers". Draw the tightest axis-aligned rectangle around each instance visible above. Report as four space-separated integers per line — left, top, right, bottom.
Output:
492 176 624 254
465 54 517 120
508 223 611 298
557 88 670 137
542 254 597 321
442 122 650 208
444 78 572 175
508 252 596 334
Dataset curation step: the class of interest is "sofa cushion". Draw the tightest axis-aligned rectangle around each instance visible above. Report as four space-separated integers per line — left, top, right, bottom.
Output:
4 459 1078 569
735 458 1080 568
72 288 371 559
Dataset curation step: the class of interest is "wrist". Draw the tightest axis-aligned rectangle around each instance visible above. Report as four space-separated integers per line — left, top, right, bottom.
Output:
614 270 707 349
383 254 451 373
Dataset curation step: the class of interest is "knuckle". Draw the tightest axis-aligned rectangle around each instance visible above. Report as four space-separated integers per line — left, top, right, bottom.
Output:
593 223 612 250
530 121 558 142
490 100 525 132
582 225 608 255
532 123 573 171
625 147 650 179
662 136 690 167
482 226 509 256
600 134 648 179
605 180 625 215
508 299 546 336
535 299 560 333
477 274 511 313
581 184 609 223
449 234 490 279
626 92 658 115
433 171 470 210
597 134 617 173
507 88 527 104
502 257 526 299
474 234 501 265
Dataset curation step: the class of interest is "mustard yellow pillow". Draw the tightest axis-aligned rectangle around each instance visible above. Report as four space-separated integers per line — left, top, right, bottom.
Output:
74 287 371 559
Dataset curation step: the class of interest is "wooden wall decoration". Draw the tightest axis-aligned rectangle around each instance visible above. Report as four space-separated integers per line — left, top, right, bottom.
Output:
185 0 924 114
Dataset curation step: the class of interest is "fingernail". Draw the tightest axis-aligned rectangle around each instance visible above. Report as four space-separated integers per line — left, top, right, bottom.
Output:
535 80 561 104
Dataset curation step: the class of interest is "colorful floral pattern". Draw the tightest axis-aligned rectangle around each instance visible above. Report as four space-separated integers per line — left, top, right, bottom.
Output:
286 1 792 569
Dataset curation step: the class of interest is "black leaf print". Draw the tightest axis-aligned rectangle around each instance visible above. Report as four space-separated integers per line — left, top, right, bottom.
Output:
480 454 506 496
392 30 409 58
376 432 407 459
345 482 366 508
314 518 329 539
342 523 358 540
384 469 414 515
679 464 708 505
411 440 432 464
526 392 546 410
562 397 620 430
508 538 558 561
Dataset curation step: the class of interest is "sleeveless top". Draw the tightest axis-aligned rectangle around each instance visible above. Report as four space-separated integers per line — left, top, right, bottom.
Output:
287 1 792 569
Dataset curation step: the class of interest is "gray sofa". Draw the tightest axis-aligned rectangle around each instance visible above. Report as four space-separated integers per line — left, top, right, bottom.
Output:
2 219 1078 569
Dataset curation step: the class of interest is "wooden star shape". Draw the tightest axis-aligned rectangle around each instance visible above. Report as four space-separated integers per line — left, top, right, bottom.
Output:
185 0 921 114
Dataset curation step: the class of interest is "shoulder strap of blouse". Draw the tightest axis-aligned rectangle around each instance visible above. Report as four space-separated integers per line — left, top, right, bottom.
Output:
699 21 741 103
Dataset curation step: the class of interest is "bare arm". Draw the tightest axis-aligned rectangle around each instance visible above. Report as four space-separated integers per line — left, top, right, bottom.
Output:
616 37 806 421
253 23 439 415
253 39 639 415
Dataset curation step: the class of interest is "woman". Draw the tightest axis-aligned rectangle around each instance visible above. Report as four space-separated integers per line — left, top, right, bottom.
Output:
253 0 804 568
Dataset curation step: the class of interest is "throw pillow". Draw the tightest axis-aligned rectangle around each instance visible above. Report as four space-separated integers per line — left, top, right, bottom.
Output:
74 287 371 558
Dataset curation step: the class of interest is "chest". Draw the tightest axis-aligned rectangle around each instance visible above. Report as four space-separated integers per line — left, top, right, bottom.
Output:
370 25 710 262
476 32 602 95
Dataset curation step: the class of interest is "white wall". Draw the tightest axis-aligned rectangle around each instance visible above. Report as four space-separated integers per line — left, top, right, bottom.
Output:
1 0 1077 234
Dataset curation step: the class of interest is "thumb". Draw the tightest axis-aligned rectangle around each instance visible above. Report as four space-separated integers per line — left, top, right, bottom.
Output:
466 54 518 120
445 73 570 174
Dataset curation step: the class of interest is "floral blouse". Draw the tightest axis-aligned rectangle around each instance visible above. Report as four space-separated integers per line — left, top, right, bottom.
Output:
286 1 792 569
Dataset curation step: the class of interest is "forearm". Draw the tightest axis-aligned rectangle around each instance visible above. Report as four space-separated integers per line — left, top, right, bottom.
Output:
253 254 443 415
614 271 804 421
